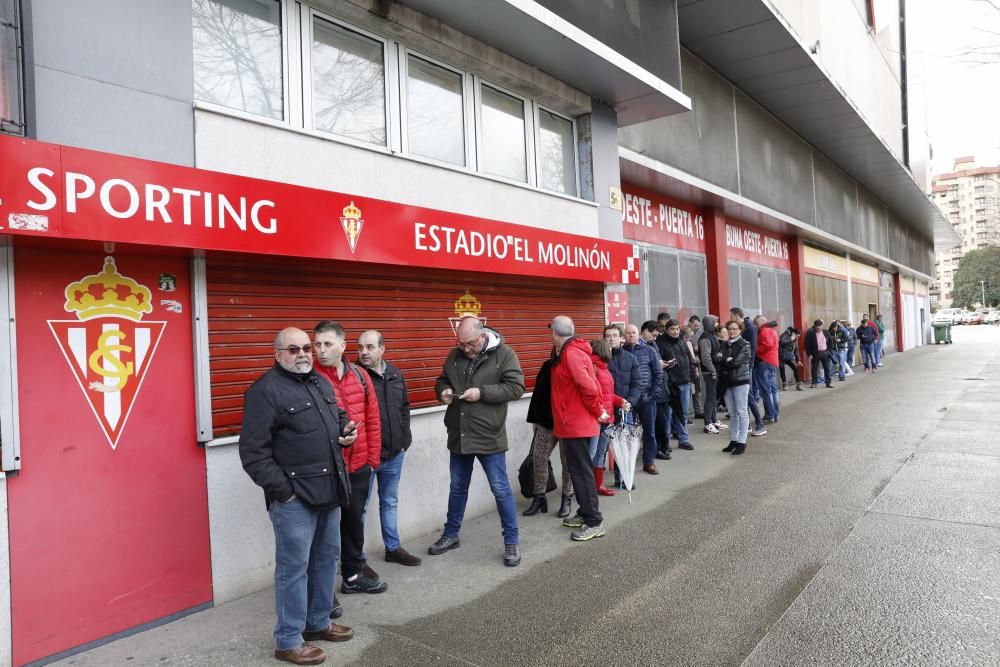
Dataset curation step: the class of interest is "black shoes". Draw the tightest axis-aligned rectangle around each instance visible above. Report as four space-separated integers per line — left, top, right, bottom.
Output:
341 573 387 594
557 495 572 518
385 547 422 566
428 535 460 555
655 448 672 460
523 495 547 516
678 442 694 451
722 441 737 453
504 544 521 567
329 596 343 619
732 445 746 456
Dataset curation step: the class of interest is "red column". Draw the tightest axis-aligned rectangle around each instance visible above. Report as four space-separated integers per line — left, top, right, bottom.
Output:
789 236 810 380
894 273 904 352
703 207 729 317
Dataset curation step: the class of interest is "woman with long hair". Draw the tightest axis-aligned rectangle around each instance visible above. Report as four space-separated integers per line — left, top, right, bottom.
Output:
721 319 752 456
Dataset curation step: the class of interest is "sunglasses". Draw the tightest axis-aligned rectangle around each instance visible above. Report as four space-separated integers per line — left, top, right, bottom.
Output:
277 344 313 354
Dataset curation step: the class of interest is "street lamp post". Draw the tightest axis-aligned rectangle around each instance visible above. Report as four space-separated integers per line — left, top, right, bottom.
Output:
981 280 987 307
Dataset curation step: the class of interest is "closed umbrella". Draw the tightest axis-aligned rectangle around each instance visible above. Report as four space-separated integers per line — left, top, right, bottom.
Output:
606 410 642 504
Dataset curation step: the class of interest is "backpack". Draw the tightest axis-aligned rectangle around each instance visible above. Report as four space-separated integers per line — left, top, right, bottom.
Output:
350 364 369 401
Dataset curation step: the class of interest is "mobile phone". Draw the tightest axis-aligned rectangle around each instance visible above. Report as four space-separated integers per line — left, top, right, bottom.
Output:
342 421 357 436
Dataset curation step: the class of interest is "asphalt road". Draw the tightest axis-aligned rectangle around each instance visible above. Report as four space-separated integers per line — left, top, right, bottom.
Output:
59 325 999 667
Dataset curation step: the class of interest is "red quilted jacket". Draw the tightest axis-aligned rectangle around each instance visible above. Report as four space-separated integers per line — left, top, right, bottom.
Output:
592 354 624 416
316 360 382 472
550 337 605 439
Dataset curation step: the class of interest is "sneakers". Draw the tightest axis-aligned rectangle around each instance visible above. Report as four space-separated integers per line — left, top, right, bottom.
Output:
341 573 387 594
570 523 606 541
503 544 521 567
562 514 584 528
427 534 460 555
329 596 343 620
704 424 720 434
750 427 767 437
385 547 422 566
714 421 729 430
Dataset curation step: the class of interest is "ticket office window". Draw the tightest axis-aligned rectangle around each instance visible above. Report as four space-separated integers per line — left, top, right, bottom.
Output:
628 246 708 327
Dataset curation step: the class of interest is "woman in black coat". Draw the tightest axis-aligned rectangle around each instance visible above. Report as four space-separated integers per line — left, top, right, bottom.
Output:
523 351 573 517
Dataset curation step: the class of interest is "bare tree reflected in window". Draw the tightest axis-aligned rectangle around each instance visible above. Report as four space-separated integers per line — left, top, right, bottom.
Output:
312 19 385 146
481 86 526 182
192 0 283 120
538 109 576 196
407 55 464 166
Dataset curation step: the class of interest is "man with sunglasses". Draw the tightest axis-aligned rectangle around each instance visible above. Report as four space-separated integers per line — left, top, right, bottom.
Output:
239 327 357 665
428 316 525 567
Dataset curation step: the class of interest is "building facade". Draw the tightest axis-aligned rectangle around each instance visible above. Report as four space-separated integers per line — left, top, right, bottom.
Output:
0 1 957 664
929 157 1000 308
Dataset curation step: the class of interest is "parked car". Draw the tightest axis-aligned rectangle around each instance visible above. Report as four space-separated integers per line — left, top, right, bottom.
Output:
933 308 962 325
985 310 1000 325
962 311 983 325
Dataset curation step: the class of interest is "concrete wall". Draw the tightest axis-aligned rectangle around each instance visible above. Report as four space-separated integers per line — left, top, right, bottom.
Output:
23 0 193 165
194 110 600 238
208 400 537 603
0 476 9 667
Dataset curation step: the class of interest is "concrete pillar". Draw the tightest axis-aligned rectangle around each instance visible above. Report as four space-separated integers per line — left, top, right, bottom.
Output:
704 207 729 317
894 273 905 352
789 236 809 380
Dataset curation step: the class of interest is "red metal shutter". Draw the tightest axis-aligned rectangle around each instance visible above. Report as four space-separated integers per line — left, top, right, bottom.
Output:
206 254 607 437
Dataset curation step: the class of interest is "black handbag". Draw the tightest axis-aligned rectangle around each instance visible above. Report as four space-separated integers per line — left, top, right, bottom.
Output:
518 450 557 498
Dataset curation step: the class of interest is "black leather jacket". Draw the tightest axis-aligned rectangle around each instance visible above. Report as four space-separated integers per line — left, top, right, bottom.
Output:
365 360 413 462
721 337 752 386
239 364 351 509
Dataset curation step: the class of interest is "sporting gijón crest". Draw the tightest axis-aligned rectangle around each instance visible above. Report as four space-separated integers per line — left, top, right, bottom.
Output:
48 257 165 449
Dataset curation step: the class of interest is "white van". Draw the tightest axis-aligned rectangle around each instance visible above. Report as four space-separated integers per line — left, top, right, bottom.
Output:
933 308 963 325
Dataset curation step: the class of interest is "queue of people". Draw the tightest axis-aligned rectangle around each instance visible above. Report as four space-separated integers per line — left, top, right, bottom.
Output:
236 310 888 664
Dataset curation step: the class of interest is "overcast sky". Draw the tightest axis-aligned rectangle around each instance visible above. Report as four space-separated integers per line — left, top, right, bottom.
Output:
913 0 1000 174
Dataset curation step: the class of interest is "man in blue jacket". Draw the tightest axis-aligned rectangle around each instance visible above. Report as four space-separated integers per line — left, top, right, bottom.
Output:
623 323 666 474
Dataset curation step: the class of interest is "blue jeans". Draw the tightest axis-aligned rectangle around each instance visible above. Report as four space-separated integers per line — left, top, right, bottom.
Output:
724 384 750 444
846 343 856 369
269 499 341 651
637 398 659 465
362 450 405 552
444 451 519 545
747 360 763 428
669 382 691 445
590 424 611 467
755 362 779 420
875 339 884 365
834 350 847 379
861 343 876 370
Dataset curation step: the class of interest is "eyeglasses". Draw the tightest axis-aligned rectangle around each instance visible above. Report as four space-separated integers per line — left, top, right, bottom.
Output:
277 344 313 355
456 338 480 351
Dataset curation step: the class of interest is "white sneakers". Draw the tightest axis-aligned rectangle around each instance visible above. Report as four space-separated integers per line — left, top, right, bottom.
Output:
704 424 720 434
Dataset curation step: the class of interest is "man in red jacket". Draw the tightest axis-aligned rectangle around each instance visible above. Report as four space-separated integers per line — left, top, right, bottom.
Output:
549 315 610 542
753 315 780 424
314 321 386 596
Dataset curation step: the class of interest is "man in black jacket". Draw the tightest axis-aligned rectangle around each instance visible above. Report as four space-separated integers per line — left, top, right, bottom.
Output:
652 319 694 451
358 329 421 567
803 319 835 389
239 327 357 665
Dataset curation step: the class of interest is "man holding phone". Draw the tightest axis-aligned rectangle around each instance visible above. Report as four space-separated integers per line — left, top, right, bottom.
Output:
314 321 387 597
430 317 525 567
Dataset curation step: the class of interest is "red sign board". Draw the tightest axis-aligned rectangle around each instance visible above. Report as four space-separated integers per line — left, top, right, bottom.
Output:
724 218 791 269
621 182 706 254
605 286 628 324
0 136 640 284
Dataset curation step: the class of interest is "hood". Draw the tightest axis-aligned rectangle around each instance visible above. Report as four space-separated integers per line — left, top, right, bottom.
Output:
482 326 503 353
561 336 591 357
702 315 717 333
590 353 608 370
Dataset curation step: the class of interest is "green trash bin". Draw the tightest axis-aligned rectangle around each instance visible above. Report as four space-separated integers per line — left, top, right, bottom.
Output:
932 322 952 344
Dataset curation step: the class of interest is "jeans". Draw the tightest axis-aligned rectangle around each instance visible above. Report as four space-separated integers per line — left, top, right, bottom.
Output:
692 373 704 415
655 400 671 453
444 451 519 545
846 343 856 369
779 358 799 384
269 499 341 650
636 398 659 465
363 450 405 552
669 383 691 445
562 437 603 527
861 343 876 370
834 350 847 380
874 339 884 365
811 351 834 384
340 465 373 579
724 384 750 444
589 424 611 469
755 362 779 420
747 359 763 428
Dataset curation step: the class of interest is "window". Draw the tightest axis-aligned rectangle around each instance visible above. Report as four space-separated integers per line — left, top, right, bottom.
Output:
310 17 386 146
0 0 23 135
404 54 465 166
193 0 284 120
479 84 527 183
537 108 577 196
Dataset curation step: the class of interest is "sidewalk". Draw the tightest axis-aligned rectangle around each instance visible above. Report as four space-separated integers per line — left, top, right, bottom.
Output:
55 333 1000 666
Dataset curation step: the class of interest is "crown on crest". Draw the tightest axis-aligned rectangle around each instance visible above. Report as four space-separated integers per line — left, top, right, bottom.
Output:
342 201 362 220
63 256 153 321
453 290 482 318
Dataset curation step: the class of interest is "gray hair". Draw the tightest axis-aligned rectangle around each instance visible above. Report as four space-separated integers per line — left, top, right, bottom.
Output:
551 315 574 337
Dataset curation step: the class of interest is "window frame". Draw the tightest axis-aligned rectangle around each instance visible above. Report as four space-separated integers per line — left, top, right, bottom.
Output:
474 77 535 186
301 6 395 151
399 47 474 170
191 0 291 123
533 103 580 198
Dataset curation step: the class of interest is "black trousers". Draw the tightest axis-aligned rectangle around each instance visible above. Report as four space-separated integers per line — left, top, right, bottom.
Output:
339 465 372 579
703 375 717 426
810 352 833 386
779 358 800 384
562 437 603 527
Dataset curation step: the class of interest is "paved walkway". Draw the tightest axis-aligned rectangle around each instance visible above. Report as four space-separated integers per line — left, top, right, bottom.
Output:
56 327 1000 666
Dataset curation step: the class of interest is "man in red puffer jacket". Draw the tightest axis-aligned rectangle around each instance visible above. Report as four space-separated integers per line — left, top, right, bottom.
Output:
314 320 385 597
549 315 610 542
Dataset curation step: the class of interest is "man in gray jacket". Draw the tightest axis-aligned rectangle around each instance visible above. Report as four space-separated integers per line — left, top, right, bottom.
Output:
428 317 526 567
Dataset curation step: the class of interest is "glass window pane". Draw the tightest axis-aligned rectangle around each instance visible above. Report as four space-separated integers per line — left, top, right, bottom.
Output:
0 0 22 134
312 18 385 146
407 55 464 166
192 0 283 120
538 109 576 196
481 85 526 182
